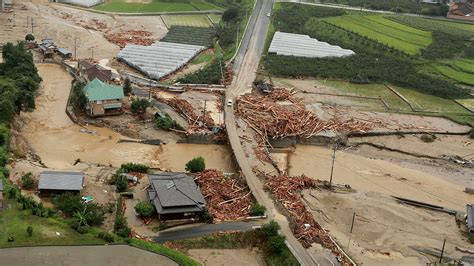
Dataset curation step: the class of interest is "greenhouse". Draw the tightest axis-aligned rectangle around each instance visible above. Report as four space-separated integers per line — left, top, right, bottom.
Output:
269 31 355 58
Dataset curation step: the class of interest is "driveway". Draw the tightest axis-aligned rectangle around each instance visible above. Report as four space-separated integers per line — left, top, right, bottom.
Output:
0 245 177 266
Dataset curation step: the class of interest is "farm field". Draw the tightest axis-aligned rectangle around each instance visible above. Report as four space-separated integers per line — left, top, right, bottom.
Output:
94 0 222 13
456 99 474 112
388 15 474 37
434 65 474 86
162 15 215 28
323 15 431 55
161 26 216 47
208 14 222 24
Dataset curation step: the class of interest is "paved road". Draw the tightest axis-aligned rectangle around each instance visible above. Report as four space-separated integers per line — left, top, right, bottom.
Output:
154 221 259 243
223 0 320 265
0 245 177 266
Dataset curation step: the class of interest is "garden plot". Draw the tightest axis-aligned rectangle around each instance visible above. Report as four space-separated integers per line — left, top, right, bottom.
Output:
269 31 354 58
161 26 216 47
117 42 205 80
434 65 474 86
162 15 214 28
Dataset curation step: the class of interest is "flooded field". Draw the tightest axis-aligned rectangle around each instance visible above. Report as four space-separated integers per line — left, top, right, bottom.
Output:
19 64 234 172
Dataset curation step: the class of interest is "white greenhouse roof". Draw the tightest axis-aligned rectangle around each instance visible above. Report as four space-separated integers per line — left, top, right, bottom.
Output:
117 42 205 80
269 31 355 58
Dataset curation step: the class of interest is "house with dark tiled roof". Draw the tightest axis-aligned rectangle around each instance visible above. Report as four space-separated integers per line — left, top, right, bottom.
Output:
449 2 474 21
77 60 113 83
147 172 206 220
38 171 84 197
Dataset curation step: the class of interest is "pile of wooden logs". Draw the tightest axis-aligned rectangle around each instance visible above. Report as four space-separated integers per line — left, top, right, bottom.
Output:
194 169 254 221
263 173 349 264
236 88 376 141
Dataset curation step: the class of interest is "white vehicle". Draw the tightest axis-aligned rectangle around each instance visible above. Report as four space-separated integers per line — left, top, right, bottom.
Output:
227 99 233 106
267 12 271 17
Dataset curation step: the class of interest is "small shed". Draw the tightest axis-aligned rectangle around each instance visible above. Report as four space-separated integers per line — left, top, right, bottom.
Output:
147 173 206 220
83 78 124 116
467 204 474 233
0 180 3 211
38 171 84 197
57 48 72 59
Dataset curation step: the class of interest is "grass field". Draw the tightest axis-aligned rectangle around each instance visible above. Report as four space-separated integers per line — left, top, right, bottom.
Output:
162 15 215 27
388 15 474 37
324 15 431 55
456 99 474 112
453 59 474 74
0 198 104 248
95 0 222 13
394 86 472 113
434 64 474 86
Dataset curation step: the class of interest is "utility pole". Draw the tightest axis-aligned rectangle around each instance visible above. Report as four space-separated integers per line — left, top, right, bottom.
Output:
329 142 338 189
148 79 152 100
218 57 224 87
74 37 78 61
235 27 239 54
31 17 34 34
203 99 207 127
439 239 446 263
13 11 16 27
90 46 94 60
350 212 356 233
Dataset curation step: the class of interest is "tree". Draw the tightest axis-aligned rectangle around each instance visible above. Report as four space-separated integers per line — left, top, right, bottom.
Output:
185 157 205 173
134 201 155 219
25 34 35 42
120 163 149 173
261 220 280 238
123 77 132 95
266 235 286 253
470 128 474 139
131 98 151 115
222 7 239 22
21 172 34 189
114 215 131 238
26 226 33 237
115 174 128 192
156 114 184 131
249 203 266 216
52 192 83 216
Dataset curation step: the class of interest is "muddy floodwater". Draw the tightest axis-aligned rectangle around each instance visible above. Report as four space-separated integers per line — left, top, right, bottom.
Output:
21 64 234 172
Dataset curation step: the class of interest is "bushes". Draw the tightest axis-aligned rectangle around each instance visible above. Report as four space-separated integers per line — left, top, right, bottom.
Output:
131 98 152 115
114 196 131 238
421 31 466 60
25 34 35 42
26 226 33 237
120 162 149 173
185 156 205 173
71 82 87 110
123 77 132 95
177 59 224 85
156 114 184 131
53 192 83 216
261 220 280 238
134 201 155 219
21 172 34 189
115 174 128 193
470 128 474 139
98 232 115 243
249 203 266 216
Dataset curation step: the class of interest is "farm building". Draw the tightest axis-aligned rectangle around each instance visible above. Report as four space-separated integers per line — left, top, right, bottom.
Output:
78 60 113 83
147 173 206 220
0 180 3 211
83 78 124 117
269 31 355 58
117 42 205 80
38 171 84 197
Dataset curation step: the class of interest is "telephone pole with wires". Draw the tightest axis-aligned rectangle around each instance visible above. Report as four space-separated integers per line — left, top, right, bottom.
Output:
329 142 338 189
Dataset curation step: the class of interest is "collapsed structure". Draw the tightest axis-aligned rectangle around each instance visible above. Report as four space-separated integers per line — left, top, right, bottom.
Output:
269 31 355 58
117 42 205 80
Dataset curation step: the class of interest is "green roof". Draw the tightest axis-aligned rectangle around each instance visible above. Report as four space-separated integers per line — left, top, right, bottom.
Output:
83 78 124 102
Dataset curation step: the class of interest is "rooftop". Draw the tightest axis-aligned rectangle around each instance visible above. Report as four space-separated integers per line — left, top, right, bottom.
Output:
38 171 84 191
83 78 124 102
148 173 206 214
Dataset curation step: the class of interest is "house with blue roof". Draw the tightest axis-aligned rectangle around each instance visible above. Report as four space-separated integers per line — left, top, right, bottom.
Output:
83 78 124 116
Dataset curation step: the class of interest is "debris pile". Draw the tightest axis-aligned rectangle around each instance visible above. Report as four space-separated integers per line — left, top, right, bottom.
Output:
236 88 376 141
194 169 254 221
263 173 349 264
81 19 109 31
154 95 215 133
106 30 155 48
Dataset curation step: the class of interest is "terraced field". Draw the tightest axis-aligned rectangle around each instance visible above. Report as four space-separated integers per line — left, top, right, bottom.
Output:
94 0 222 13
324 15 432 55
388 15 474 37
162 15 215 28
161 26 216 47
434 64 474 86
